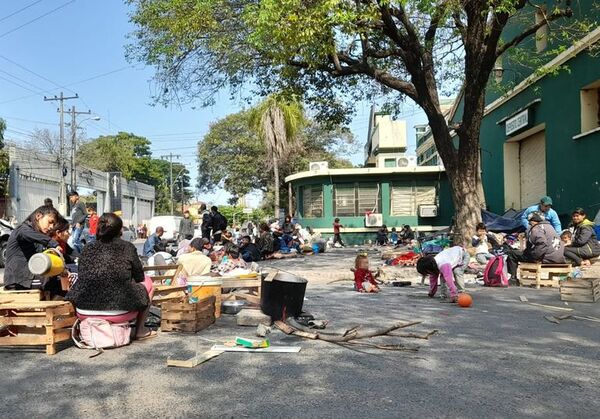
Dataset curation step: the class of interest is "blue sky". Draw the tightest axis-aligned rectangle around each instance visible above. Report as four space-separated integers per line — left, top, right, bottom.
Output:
0 0 428 206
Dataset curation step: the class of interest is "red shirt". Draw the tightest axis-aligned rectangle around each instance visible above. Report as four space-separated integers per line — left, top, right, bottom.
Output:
354 268 377 291
333 222 342 234
89 214 99 235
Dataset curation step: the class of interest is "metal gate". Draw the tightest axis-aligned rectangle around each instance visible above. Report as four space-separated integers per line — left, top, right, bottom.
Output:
519 131 546 207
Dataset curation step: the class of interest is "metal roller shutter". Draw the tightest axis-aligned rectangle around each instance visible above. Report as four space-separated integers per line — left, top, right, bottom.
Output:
519 132 546 207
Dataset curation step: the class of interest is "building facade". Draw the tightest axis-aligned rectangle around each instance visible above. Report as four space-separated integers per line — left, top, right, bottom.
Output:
415 98 455 166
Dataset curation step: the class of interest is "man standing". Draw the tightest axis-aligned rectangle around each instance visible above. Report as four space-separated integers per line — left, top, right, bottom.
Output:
210 206 227 243
200 203 212 240
68 191 87 253
143 226 165 257
87 207 99 242
521 196 562 233
178 210 195 241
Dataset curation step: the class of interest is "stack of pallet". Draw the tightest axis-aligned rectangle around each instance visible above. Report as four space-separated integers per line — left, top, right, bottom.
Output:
560 278 600 303
160 296 216 333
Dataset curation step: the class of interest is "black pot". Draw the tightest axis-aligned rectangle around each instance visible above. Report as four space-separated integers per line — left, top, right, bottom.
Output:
260 272 308 321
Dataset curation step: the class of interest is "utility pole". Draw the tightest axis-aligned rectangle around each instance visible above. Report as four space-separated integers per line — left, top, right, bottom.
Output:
69 106 92 190
161 153 180 215
44 92 78 215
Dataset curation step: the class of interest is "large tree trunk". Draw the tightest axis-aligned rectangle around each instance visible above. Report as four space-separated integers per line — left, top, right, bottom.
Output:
273 155 280 218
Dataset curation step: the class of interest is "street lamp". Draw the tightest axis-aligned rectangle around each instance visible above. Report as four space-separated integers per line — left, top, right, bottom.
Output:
70 115 100 190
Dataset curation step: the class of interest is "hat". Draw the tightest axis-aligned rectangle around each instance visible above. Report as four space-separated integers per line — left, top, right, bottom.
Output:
528 212 545 223
540 196 553 206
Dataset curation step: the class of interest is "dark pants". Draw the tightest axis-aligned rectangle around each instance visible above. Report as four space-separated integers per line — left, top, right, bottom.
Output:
333 233 344 246
564 246 598 266
506 249 531 282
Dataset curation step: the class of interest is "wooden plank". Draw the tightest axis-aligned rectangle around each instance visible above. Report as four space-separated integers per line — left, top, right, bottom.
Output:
52 317 76 329
167 349 224 368
232 292 260 305
143 265 177 271
264 270 278 283
161 317 214 333
4 317 47 327
51 329 72 343
220 279 261 288
0 335 47 345
210 344 301 353
14 326 46 335
162 307 215 321
0 290 42 302
154 285 188 293
162 296 216 311
0 301 70 309
561 279 600 289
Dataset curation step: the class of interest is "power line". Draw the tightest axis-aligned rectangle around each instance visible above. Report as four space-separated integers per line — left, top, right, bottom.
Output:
0 116 57 126
0 0 76 39
0 0 45 23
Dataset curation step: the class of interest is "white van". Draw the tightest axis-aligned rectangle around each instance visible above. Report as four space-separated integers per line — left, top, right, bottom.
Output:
147 215 183 242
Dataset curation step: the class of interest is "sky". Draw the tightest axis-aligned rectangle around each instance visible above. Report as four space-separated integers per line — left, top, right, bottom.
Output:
0 0 428 207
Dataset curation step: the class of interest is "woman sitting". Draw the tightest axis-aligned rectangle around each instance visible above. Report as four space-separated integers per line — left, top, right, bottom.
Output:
4 205 60 290
66 213 156 340
564 208 600 266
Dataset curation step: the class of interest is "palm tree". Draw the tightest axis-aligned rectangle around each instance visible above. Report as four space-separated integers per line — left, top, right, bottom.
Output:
249 95 304 217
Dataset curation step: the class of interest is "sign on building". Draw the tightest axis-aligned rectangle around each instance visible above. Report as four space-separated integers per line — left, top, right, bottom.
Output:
108 172 122 213
505 109 529 136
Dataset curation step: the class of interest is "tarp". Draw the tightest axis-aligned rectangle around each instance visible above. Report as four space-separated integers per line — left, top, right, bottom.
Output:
482 209 526 233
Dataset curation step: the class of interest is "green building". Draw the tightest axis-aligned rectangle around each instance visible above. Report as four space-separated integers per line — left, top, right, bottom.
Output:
286 107 454 245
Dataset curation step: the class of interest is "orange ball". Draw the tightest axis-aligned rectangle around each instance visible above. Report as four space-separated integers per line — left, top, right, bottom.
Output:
457 293 473 308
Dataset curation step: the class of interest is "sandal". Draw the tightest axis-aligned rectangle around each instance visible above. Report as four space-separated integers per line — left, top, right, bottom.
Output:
136 330 158 341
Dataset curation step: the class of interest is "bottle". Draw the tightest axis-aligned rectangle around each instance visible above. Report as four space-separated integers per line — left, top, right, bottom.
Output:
572 267 583 279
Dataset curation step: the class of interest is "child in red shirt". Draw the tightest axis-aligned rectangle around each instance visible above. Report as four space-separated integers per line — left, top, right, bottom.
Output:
353 254 380 293
87 207 99 241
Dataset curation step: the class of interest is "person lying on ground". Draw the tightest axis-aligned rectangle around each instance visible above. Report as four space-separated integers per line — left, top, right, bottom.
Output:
472 222 501 265
416 246 470 303
563 208 600 267
4 205 60 290
177 237 212 276
521 196 562 233
240 235 261 262
216 245 248 275
506 212 565 282
353 254 380 293
66 213 156 340
143 226 165 257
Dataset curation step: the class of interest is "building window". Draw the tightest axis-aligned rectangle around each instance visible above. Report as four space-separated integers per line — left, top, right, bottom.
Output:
384 158 396 168
581 81 600 133
390 185 436 216
302 185 323 218
334 183 381 216
535 7 548 52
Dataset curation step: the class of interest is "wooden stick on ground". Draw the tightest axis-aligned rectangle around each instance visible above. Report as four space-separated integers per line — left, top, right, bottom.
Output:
389 330 438 340
342 341 420 352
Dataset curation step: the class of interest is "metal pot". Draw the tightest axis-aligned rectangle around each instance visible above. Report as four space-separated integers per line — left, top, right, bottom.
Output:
221 300 247 315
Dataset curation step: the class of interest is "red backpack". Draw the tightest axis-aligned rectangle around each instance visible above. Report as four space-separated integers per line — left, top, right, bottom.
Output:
483 255 509 287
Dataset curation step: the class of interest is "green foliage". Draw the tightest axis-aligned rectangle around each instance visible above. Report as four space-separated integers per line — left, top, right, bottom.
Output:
198 109 355 206
217 205 271 226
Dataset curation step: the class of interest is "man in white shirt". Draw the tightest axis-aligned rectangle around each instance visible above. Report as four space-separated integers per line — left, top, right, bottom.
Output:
177 238 212 276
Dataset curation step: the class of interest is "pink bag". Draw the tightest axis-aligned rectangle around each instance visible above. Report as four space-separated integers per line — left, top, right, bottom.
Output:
483 255 509 287
72 318 132 350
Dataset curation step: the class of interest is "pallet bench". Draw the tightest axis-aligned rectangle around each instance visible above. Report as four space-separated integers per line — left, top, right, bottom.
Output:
518 263 572 289
560 279 600 303
0 301 76 355
161 296 216 333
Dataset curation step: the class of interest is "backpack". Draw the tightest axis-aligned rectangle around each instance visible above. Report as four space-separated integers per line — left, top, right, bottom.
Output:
213 212 228 232
483 255 509 287
72 318 132 352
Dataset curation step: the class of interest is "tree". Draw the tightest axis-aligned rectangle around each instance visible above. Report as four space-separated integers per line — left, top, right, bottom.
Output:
248 95 304 217
128 0 579 243
197 109 355 209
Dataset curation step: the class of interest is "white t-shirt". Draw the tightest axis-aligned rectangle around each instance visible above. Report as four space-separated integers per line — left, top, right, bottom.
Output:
472 235 489 254
434 246 466 269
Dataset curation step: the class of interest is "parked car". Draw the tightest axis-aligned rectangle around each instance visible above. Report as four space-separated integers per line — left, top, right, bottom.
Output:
0 219 14 267
147 216 183 242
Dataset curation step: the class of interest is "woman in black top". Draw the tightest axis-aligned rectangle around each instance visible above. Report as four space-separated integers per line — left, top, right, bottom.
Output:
67 213 156 340
4 205 60 290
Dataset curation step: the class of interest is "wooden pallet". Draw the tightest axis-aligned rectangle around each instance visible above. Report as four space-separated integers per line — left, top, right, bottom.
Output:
518 263 572 289
0 301 76 355
0 288 43 303
152 285 187 305
160 296 215 333
560 279 600 303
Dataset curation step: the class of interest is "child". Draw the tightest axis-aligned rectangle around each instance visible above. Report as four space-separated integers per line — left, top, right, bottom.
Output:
333 218 344 247
560 230 572 246
416 246 470 302
390 227 399 245
4 205 60 290
471 222 498 265
87 207 99 242
50 216 78 264
353 254 380 293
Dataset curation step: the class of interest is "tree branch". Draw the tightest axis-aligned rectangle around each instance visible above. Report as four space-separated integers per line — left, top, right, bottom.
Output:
495 7 573 57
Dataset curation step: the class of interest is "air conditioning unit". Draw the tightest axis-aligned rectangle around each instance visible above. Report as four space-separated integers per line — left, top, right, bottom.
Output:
365 213 383 227
309 161 329 171
418 204 438 218
397 156 417 168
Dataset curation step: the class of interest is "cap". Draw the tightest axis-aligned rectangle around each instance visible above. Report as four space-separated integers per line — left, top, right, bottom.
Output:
540 196 553 206
528 212 545 223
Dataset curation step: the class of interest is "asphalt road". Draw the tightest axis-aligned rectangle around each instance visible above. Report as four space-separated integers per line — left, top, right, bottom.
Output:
1 269 599 418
